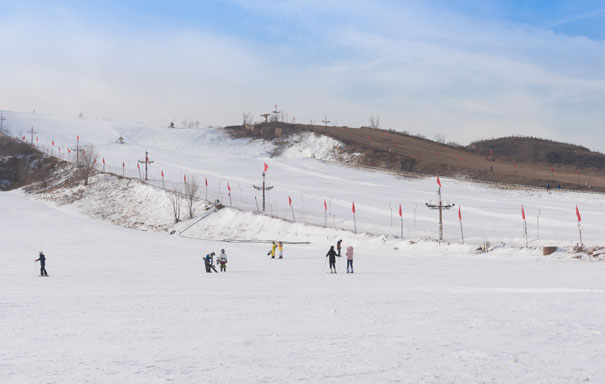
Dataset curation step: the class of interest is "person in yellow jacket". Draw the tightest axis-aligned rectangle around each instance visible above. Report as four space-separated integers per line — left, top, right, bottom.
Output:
278 241 283 259
267 241 277 258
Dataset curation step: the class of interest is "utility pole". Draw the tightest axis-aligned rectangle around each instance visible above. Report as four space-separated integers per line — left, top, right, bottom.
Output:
426 178 455 241
253 172 273 211
261 113 270 123
0 113 7 133
137 150 154 181
29 126 37 145
272 104 280 122
322 114 330 133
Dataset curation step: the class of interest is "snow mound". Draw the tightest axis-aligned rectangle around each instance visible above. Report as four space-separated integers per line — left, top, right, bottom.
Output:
279 132 347 160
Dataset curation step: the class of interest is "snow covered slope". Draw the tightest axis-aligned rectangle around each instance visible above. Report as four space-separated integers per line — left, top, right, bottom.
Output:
3 189 605 383
4 109 604 248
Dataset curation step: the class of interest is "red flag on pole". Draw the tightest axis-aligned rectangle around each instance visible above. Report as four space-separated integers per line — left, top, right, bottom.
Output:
352 201 356 214
289 196 292 206
22 136 26 141
514 162 517 169
52 140 55 146
161 170 164 178
437 176 442 188
36 137 38 143
399 203 402 217
184 174 187 184
122 161 125 167
522 205 526 221
137 162 140 169
576 205 581 222
324 200 327 211
227 182 231 192
102 157 105 165
490 148 493 156
77 135 79 142
67 148 71 153
263 162 269 173
458 206 462 221
205 177 208 186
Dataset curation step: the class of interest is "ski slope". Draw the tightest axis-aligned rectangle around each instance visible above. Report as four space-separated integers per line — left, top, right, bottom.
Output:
3 110 605 247
3 111 605 382
3 190 605 383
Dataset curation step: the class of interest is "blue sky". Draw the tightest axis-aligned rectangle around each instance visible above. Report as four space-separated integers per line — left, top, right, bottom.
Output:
0 0 604 149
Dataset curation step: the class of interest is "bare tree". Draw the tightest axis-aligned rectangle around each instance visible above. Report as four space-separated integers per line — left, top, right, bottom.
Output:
434 133 446 144
77 144 97 186
242 112 255 126
168 186 183 223
369 115 381 129
184 177 200 219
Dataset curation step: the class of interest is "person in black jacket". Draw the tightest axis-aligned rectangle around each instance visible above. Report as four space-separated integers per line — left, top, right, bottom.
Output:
326 246 340 274
34 251 49 277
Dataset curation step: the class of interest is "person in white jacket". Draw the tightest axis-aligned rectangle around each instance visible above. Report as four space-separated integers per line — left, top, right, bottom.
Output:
218 249 228 272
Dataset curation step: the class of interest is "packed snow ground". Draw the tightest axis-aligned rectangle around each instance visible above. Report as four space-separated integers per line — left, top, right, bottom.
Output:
4 110 605 248
3 190 605 383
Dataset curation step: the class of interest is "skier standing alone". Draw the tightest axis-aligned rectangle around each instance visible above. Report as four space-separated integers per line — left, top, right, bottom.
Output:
336 239 342 256
326 246 340 273
34 251 49 277
218 249 228 272
278 241 283 259
346 246 354 273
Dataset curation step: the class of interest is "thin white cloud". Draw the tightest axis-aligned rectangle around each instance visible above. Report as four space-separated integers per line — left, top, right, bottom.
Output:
545 7 605 28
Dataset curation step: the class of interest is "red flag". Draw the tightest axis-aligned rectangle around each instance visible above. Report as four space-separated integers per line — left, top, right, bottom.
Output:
352 201 356 214
437 176 442 188
398 203 402 217
102 157 105 165
67 148 71 153
576 205 581 222
52 140 55 146
184 174 187 183
36 137 38 143
205 177 208 186
137 162 140 169
161 170 164 178
263 162 268 173
122 161 125 167
77 135 79 141
288 196 292 206
522 205 526 221
58 146 61 152
22 136 26 141
458 206 462 221
227 182 231 192
368 136 371 141
324 200 327 211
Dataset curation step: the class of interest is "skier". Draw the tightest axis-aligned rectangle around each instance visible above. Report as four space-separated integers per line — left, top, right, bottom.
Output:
204 252 218 273
346 246 354 273
325 245 340 273
34 251 49 277
218 249 228 272
278 241 283 259
336 239 343 256
267 241 277 259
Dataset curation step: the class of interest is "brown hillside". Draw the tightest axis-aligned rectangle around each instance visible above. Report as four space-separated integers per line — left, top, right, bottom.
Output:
226 122 605 192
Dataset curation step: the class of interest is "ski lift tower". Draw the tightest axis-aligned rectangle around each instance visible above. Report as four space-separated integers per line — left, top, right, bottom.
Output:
253 171 274 212
425 179 455 241
261 113 271 123
272 104 280 122
137 150 154 181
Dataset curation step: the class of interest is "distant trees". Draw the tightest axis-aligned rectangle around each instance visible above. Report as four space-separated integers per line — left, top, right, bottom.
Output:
434 133 446 144
369 115 381 129
77 145 97 186
168 186 182 223
242 112 255 126
184 177 200 219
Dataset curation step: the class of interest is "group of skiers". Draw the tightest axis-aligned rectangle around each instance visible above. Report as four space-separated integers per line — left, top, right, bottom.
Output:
267 241 284 259
204 249 228 273
326 239 354 273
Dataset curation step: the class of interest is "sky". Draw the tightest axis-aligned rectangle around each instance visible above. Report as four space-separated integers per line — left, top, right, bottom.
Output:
0 0 604 149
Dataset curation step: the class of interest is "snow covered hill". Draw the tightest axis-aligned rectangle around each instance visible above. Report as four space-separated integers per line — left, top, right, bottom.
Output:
3 109 605 249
